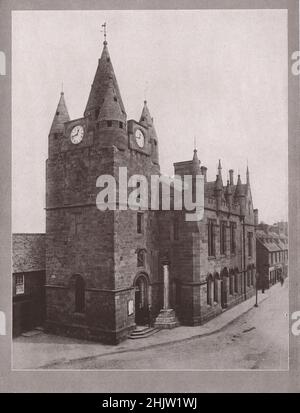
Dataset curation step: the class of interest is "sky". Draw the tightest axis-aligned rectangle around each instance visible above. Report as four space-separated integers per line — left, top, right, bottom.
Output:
12 9 288 233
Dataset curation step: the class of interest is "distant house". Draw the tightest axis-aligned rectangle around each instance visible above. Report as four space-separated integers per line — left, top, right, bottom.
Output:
12 234 46 336
256 226 288 289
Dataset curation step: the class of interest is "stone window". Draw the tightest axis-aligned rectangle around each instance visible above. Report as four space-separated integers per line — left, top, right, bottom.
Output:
220 221 227 255
247 232 253 257
75 275 85 313
208 220 215 257
137 249 145 267
15 274 24 295
213 276 218 303
207 275 213 306
229 272 234 295
230 222 236 254
234 270 239 293
136 181 141 202
137 212 143 234
119 121 123 129
107 120 112 127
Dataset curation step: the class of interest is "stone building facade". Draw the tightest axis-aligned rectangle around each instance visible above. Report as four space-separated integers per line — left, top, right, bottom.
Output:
45 39 257 344
256 225 288 288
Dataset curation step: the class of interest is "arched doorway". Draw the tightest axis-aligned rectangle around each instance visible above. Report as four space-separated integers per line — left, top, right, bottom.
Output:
134 274 149 325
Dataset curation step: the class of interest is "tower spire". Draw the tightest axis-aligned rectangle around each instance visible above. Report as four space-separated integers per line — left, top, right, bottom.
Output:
139 100 157 137
192 147 201 175
218 159 222 176
139 100 159 165
215 159 223 189
84 38 126 119
49 90 70 134
246 163 250 185
235 174 243 197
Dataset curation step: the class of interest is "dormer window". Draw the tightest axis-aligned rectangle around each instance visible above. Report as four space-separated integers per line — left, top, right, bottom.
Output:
114 96 118 102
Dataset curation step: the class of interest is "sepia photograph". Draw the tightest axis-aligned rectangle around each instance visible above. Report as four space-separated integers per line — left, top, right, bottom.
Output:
10 8 289 371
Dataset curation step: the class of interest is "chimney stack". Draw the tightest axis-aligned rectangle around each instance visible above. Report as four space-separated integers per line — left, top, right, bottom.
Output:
229 169 234 186
200 166 207 183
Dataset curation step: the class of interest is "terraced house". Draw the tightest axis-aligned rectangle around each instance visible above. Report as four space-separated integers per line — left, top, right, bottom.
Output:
256 224 288 288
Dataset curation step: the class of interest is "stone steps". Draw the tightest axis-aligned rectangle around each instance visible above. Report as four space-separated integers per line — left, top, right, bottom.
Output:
128 326 160 339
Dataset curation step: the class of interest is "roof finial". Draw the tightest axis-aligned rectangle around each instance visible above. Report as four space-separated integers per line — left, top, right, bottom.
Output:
61 82 64 94
218 159 222 174
194 136 197 151
101 22 107 45
144 81 149 103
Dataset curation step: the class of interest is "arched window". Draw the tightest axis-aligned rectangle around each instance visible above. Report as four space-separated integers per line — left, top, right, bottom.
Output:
207 275 213 305
75 275 85 313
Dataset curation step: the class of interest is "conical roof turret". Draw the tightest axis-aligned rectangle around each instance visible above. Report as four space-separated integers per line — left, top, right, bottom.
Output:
192 149 201 175
215 160 223 191
49 92 70 134
139 100 157 136
84 41 126 119
235 174 243 197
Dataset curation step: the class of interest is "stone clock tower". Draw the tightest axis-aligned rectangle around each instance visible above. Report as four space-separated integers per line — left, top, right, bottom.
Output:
45 39 161 344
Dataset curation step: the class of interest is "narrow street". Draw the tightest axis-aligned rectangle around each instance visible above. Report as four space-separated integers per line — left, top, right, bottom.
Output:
39 280 288 370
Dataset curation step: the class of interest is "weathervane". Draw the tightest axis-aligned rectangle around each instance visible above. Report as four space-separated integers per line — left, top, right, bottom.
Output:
101 22 107 45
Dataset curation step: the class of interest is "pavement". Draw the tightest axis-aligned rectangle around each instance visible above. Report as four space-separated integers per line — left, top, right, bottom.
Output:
12 282 287 370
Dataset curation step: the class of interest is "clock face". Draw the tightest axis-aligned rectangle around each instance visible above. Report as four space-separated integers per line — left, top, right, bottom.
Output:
70 125 84 144
135 129 145 148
